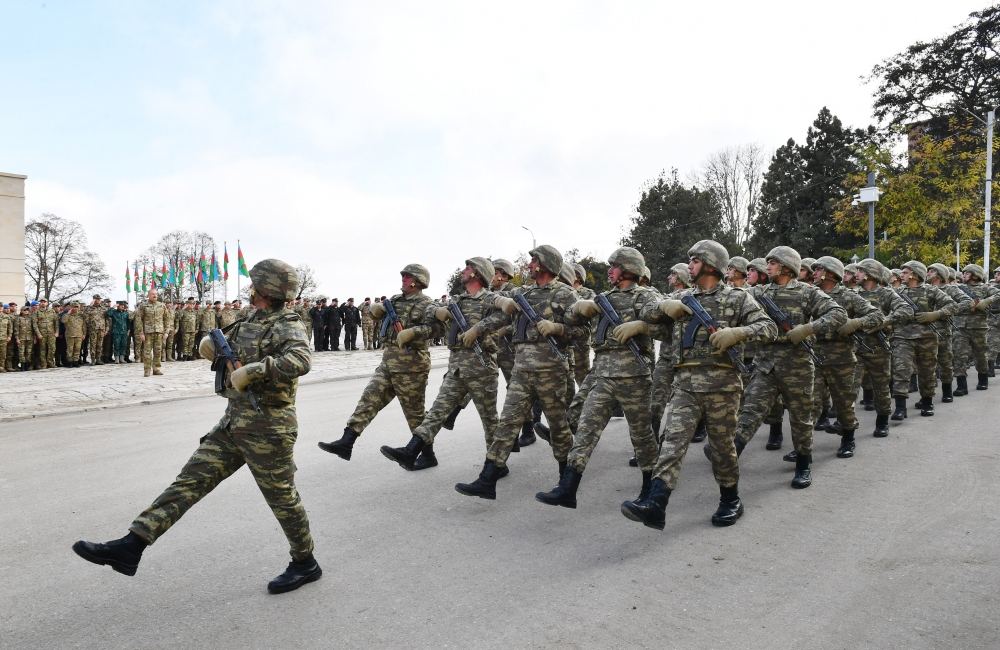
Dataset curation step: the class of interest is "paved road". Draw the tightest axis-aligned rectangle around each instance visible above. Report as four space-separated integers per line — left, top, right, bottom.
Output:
2 371 998 649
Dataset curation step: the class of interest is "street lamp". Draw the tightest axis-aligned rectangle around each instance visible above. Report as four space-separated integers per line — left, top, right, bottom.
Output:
521 225 536 250
959 105 1000 277
850 254 860 265
852 172 880 259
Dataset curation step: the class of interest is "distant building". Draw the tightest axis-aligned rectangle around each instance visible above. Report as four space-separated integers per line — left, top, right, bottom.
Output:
0 172 26 304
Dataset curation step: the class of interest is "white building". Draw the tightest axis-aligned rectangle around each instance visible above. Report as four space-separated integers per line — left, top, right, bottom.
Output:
0 172 26 305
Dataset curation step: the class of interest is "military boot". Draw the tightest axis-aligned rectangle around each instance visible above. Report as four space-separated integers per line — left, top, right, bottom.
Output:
143 368 151 377
916 396 934 417
813 409 831 431
860 388 875 411
152 368 163 376
628 456 638 467
317 427 359 460
411 445 438 471
440 406 463 431
976 373 988 390
908 374 918 393
690 420 707 443
454 460 502 500
791 454 812 489
266 555 322 595
528 420 546 443
782 449 798 462
954 376 969 396
535 466 583 509
71 531 147 576
836 429 856 458
620 478 671 530
380 435 426 470
711 485 744 527
636 471 652 501
873 413 889 438
890 396 907 421
765 422 783 450
941 380 953 402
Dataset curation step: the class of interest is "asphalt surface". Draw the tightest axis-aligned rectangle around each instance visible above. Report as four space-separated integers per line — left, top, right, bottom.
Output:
2 369 998 649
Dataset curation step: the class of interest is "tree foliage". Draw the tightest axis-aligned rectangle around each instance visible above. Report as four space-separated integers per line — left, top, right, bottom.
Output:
699 144 764 250
139 230 225 302
24 213 111 302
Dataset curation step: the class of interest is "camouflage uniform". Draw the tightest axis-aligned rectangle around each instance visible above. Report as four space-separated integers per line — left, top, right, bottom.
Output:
32 307 59 368
62 306 86 363
892 282 960 399
953 270 1000 382
162 303 176 362
571 279 596 387
218 305 240 329
107 307 131 359
988 278 1000 366
85 301 108 365
134 300 170 374
180 307 198 359
649 287 682 436
195 306 218 359
934 279 971 385
14 310 34 365
130 260 315 563
360 301 374 350
856 262 913 420
0 310 11 371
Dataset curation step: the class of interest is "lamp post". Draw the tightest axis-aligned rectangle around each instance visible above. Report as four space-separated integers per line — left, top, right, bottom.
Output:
855 172 880 259
521 225 536 250
960 106 999 277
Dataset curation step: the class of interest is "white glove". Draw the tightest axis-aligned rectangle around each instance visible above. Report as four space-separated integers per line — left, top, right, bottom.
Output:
659 299 692 320
230 361 265 392
198 335 216 359
572 300 601 318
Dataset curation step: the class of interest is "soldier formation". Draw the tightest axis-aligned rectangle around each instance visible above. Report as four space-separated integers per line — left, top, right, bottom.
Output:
69 243 1000 595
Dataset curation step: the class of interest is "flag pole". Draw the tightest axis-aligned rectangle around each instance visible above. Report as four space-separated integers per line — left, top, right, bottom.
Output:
237 239 240 302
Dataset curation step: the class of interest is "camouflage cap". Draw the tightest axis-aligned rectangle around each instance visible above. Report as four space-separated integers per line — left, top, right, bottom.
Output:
766 246 802 276
901 260 927 282
492 258 517 278
800 257 817 273
558 261 576 285
670 262 692 287
529 245 563 276
687 240 729 272
465 257 495 285
572 262 587 283
812 255 845 281
748 258 768 274
249 258 300 300
963 263 986 281
400 263 430 288
728 256 749 275
928 262 952 282
607 246 645 277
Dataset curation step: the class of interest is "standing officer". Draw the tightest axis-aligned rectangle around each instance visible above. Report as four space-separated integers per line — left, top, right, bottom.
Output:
0 304 11 372
107 301 131 363
360 297 375 350
14 306 35 371
326 299 342 351
310 298 328 351
926 263 969 401
84 295 107 366
179 298 198 360
62 302 86 367
73 259 320 594
134 288 170 377
341 298 361 350
953 264 1000 391
318 265 437 460
32 298 58 369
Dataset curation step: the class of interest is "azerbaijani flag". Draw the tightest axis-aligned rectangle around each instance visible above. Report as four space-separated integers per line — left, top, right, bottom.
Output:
125 262 131 294
237 243 249 277
223 243 230 281
179 258 185 287
161 260 168 287
189 255 197 284
209 251 218 282
213 252 222 282
134 264 139 293
141 264 148 292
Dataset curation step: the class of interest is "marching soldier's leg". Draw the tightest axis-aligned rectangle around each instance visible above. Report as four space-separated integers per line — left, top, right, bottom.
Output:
382 370 468 471
733 371 780 452
535 369 572 466
649 360 673 439
567 371 597 432
151 333 163 375
972 330 989 389
939 330 956 396
393 370 428 432
891 338 916 420
620 376 657 471
867 354 893 436
777 360 814 488
466 370 500 447
915 336 938 416
320 364 396 460
824 363 860 458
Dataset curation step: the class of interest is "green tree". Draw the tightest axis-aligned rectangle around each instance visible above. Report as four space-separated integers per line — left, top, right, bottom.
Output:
565 248 611 293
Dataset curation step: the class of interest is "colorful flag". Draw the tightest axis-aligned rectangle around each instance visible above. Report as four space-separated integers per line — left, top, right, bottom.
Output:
179 259 185 287
237 244 249 277
161 261 168 288
189 255 197 284
168 260 176 286
212 251 222 282
125 262 131 294
223 243 230 281
134 264 139 294
141 264 148 292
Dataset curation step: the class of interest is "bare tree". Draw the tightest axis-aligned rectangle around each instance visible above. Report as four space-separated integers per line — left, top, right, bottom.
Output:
24 213 112 302
295 264 319 299
699 144 765 251
138 230 225 302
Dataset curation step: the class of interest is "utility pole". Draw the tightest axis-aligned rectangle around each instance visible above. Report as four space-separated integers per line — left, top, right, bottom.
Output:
985 110 994 278
856 173 880 259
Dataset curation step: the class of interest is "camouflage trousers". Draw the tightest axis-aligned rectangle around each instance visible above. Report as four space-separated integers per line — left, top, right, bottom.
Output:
891 336 937 398
413 367 499 447
735 360 815 456
649 357 675 438
0 338 6 370
936 329 955 383
988 321 1000 359
36 333 56 368
112 331 130 357
573 344 592 388
182 331 196 358
66 337 83 363
567 374 657 473
568 372 595 431
142 333 163 371
656 387 740 490
346 364 428 434
16 338 32 363
89 329 106 363
130 422 314 561
362 321 374 350
487 367 571 468
162 331 175 361
812 362 859 430
857 350 892 415
953 328 989 377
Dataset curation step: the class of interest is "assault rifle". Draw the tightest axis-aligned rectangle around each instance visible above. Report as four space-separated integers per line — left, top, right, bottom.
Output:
208 328 261 413
756 294 824 366
680 294 748 374
852 331 875 354
447 301 489 368
594 293 648 370
897 291 941 335
512 293 566 361
378 298 404 338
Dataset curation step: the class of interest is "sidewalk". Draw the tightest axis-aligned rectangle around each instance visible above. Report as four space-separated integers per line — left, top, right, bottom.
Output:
0 346 450 422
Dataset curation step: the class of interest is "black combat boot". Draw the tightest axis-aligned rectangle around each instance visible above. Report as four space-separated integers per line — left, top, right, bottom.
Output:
813 409 831 431
691 420 707 443
266 555 322 594
954 376 969 396
71 531 147 576
379 435 426 470
765 422 783 450
890 396 907 421
791 454 812 489
916 396 934 417
411 445 438 471
976 373 988 390
535 465 583 509
454 460 502 500
628 456 638 467
873 413 889 437
317 427 359 460
636 471 652 501
441 406 463 431
711 485 744 527
861 388 875 411
941 380 953 402
782 449 798 462
529 420 547 443
908 374 918 393
836 429 856 458
620 478 671 530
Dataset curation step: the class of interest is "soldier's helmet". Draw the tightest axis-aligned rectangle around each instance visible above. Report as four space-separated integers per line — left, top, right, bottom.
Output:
492 258 517 278
928 263 951 282
558 261 576 285
766 246 802 276
901 260 927 282
641 266 652 284
573 263 587 284
748 258 768 274
856 258 883 282
728 256 750 275
963 263 986 281
249 259 301 300
890 268 903 281
529 245 563 276
812 256 845 281
606 246 645 277
947 266 958 281
687 240 729 272
400 263 430 288
670 262 692 287
465 257 495 285
800 257 817 274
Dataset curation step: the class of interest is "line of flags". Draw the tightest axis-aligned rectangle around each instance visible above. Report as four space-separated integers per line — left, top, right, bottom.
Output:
125 242 249 294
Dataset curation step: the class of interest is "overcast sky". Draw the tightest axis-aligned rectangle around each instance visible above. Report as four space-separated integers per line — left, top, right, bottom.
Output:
1 1 987 299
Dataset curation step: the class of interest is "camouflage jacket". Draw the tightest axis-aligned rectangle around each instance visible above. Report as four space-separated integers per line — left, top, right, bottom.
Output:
894 285 961 340
218 308 240 329
61 311 86 337
32 308 59 336
858 285 913 351
163 305 176 331
573 285 597 352
642 283 776 392
360 302 373 324
106 308 131 335
751 280 847 372
492 281 517 362
439 287 500 374
813 285 884 365
955 282 1000 330
937 284 973 330
590 284 657 377
219 307 310 434
135 302 170 334
14 314 35 340
378 291 436 374
199 308 218 332
180 309 198 333
84 303 107 332
0 313 11 341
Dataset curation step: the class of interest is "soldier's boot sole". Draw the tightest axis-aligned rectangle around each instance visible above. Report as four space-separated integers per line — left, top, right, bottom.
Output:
317 442 353 460
620 501 665 530
454 481 496 500
379 445 419 470
408 452 438 471
710 498 744 527
71 541 139 576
